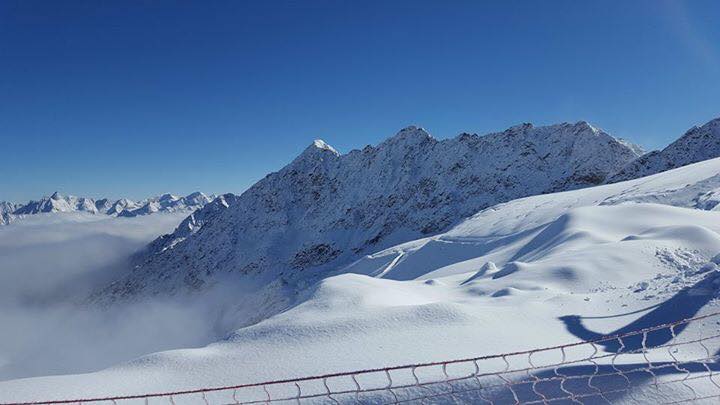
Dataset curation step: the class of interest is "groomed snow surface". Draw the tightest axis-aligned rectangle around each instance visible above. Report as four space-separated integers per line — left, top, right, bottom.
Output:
4 159 720 403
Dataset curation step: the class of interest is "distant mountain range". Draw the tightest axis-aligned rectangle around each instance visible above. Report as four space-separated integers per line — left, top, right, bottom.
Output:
0 192 215 225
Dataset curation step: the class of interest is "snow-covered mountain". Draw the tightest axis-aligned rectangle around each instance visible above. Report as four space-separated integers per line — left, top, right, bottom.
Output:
608 117 720 182
6 149 720 404
141 193 239 256
13 192 102 215
7 119 720 403
105 198 140 216
0 201 20 225
0 192 215 225
117 192 214 218
96 121 640 303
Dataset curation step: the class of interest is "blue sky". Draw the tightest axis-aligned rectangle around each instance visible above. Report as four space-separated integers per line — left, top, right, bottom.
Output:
1 0 719 202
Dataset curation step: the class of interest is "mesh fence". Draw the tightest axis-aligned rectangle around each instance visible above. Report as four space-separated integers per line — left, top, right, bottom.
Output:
5 311 720 404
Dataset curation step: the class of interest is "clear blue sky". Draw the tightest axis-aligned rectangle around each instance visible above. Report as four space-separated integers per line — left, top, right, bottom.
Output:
1 0 719 202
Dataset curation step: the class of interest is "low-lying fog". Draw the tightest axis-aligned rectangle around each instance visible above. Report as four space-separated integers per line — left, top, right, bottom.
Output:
0 213 223 381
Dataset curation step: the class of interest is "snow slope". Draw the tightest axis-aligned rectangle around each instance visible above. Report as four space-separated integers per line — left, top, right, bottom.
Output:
608 117 720 183
3 156 720 403
344 156 720 283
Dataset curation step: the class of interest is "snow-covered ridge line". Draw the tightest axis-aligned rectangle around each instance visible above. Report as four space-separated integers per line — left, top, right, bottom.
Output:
96 120 642 303
0 191 215 226
607 117 720 183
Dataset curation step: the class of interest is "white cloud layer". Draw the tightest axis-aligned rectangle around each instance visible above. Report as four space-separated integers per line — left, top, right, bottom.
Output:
0 213 222 380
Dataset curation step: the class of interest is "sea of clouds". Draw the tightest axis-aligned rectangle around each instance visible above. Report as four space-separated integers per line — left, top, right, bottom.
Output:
0 212 226 381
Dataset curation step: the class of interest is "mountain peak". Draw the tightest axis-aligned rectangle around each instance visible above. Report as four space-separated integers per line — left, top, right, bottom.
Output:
573 120 601 134
397 125 430 137
158 193 179 202
293 140 340 164
384 126 433 146
506 123 534 133
310 139 338 155
50 191 61 200
185 192 211 205
186 191 206 199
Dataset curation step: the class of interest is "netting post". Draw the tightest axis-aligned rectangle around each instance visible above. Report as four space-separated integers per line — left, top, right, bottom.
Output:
292 382 301 405
384 369 399 404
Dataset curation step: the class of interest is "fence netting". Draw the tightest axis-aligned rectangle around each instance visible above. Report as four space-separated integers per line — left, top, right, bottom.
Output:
5 311 720 404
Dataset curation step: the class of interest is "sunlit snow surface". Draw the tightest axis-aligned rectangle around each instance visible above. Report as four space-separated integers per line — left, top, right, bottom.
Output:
3 159 720 403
